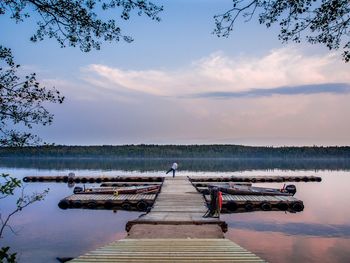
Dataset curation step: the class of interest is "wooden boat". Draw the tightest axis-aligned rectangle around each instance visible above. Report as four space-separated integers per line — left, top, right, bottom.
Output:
73 185 160 195
209 183 296 196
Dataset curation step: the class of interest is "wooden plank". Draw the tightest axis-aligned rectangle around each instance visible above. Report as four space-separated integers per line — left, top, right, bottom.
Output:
70 239 266 262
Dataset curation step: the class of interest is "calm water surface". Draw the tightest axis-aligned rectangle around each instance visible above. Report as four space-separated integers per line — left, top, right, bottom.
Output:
0 161 349 263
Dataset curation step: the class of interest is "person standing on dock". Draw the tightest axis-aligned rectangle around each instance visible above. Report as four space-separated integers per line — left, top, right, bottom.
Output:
166 162 178 177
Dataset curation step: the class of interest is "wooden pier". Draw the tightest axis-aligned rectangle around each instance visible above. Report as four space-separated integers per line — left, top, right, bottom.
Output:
70 177 266 262
70 238 265 262
126 177 227 233
22 173 317 261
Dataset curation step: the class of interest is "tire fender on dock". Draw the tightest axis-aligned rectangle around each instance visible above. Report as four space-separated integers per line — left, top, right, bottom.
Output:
261 202 272 211
121 201 132 210
136 200 148 211
58 200 70 209
291 201 304 212
227 201 238 211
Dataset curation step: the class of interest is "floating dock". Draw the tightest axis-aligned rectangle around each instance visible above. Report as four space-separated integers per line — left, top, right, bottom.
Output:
126 177 228 233
58 193 157 211
70 177 266 262
190 175 322 183
23 175 164 183
205 194 304 213
49 175 316 261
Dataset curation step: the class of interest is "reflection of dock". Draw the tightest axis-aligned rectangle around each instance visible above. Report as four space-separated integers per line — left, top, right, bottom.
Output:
70 177 266 262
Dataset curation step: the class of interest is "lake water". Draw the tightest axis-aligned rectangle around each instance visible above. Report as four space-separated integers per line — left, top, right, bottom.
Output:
1 159 350 263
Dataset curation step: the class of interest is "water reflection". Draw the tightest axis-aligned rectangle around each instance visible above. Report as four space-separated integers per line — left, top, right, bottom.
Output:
1 166 349 263
227 221 350 238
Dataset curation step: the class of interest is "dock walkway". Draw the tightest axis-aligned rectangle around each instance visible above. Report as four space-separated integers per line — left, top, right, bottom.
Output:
70 177 266 262
126 177 227 234
70 238 265 262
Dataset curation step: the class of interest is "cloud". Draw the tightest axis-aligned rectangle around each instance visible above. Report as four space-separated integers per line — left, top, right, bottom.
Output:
189 83 350 99
82 47 350 98
35 47 350 145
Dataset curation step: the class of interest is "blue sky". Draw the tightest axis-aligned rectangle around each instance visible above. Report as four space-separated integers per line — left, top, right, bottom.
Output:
2 1 350 145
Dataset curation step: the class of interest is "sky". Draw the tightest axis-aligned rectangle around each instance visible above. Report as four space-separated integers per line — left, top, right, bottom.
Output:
2 0 350 146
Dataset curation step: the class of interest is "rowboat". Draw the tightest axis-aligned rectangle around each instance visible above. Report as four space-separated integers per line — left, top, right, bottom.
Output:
209 183 296 196
73 185 160 195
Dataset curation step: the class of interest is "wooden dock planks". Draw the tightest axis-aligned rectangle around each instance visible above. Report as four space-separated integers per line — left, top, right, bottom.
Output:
69 238 266 262
68 177 267 262
127 177 225 226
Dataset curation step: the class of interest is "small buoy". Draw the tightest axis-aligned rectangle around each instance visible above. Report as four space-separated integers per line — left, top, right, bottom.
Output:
38 177 44 182
74 178 81 183
31 177 37 182
316 177 322 182
23 177 29 182
88 178 95 183
58 200 69 209
295 177 301 182
261 202 272 211
302 176 309 182
260 178 266 182
81 177 87 183
95 178 102 183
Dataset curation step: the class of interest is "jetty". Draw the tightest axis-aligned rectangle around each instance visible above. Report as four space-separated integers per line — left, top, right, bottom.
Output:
69 177 266 262
22 174 320 261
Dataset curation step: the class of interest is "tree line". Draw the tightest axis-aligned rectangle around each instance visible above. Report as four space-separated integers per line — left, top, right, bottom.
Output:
1 145 350 159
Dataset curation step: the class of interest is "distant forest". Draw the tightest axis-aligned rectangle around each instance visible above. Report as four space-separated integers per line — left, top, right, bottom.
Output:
0 145 350 159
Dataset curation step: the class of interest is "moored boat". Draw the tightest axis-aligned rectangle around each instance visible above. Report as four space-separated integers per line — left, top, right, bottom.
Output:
209 183 296 196
73 185 160 195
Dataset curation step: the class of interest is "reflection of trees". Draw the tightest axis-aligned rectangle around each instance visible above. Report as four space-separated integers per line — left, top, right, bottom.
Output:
1 158 350 171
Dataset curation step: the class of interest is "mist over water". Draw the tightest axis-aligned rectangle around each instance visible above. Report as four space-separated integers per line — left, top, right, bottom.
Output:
1 159 350 263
